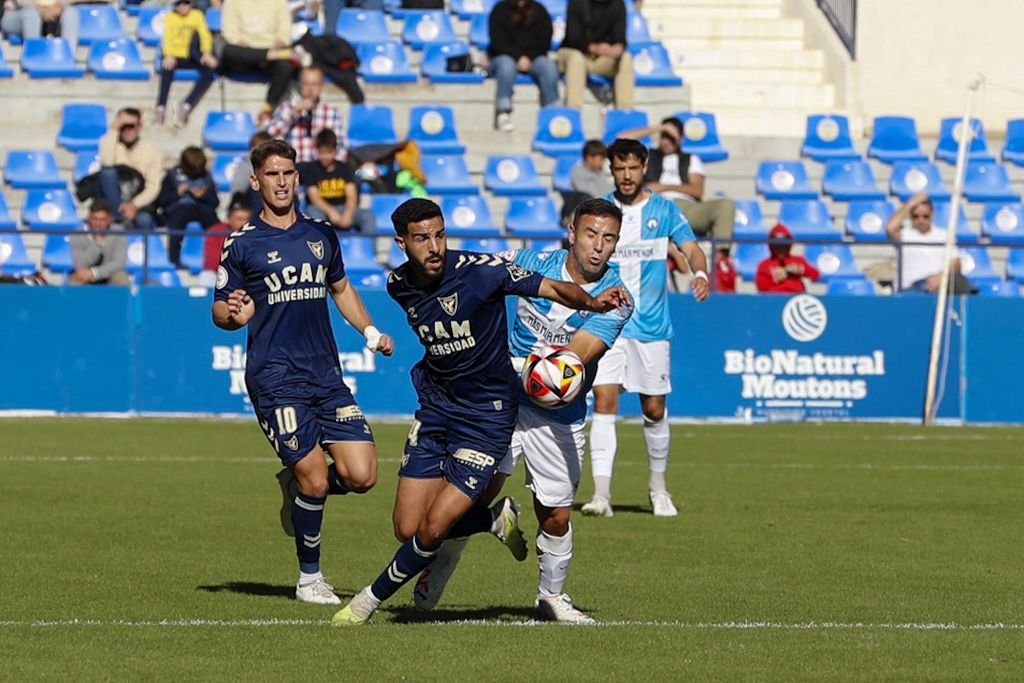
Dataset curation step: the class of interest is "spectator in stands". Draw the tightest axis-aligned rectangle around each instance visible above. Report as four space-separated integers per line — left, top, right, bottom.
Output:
1 0 79 52
97 108 162 232
487 0 559 133
755 223 819 294
885 191 973 294
570 139 613 198
265 66 345 163
157 146 219 266
69 199 130 286
315 0 384 38
203 193 251 273
155 0 218 127
714 247 736 293
219 0 297 123
556 0 633 110
300 129 373 232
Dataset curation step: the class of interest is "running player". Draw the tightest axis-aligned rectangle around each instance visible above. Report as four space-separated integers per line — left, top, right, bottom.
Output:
332 198 631 626
581 138 710 519
212 139 393 605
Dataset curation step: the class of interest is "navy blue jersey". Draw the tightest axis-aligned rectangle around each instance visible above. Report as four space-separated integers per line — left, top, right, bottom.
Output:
387 250 544 412
214 214 347 397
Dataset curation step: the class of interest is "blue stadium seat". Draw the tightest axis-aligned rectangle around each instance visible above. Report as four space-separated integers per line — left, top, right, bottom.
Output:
734 242 770 281
0 193 17 230
932 201 977 244
340 236 385 275
755 161 818 200
801 114 859 162
450 0 497 19
533 107 585 158
484 155 546 196
889 161 951 202
402 11 457 50
351 270 387 288
732 199 767 238
205 7 221 32
803 244 860 282
421 154 477 195
962 162 1020 203
87 38 149 80
440 195 499 235
867 116 927 164
422 41 485 84
1001 118 1024 167
136 7 168 47
42 232 75 272
460 237 510 253
337 9 390 45
469 13 490 49
76 4 125 44
4 150 64 189
58 103 107 152
123 0 144 16
976 281 1021 298
822 160 885 201
347 104 398 149
356 41 417 84
211 153 244 193
136 269 183 286
153 47 200 82
23 189 79 230
73 151 100 182
505 197 562 236
408 106 466 155
1006 249 1024 282
203 111 256 152
626 12 652 44
827 276 875 296
372 194 411 232
20 38 84 79
552 155 575 193
0 232 35 276
629 43 682 87
934 117 994 164
845 200 893 242
125 234 173 273
179 222 205 275
0 43 15 78
777 199 839 240
388 239 406 267
603 109 650 145
675 111 728 163
958 246 1000 286
981 203 1024 244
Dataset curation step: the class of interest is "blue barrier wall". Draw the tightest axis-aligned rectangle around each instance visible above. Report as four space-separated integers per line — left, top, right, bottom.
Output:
1 287 1019 422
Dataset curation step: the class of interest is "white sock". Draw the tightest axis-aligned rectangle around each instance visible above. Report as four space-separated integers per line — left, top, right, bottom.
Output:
589 413 617 499
536 524 573 599
298 570 323 585
644 410 670 492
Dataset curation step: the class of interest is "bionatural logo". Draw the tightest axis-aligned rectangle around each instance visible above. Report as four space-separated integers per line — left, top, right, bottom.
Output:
782 295 827 342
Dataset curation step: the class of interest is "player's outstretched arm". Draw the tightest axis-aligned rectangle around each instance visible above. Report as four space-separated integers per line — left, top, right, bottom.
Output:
567 329 611 365
328 277 394 356
538 278 632 315
676 240 711 302
212 289 254 330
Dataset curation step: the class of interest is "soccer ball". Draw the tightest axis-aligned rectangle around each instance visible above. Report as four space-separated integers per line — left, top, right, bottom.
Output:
521 346 585 409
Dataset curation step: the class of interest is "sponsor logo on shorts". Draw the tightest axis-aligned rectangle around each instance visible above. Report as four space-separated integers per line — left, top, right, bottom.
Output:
336 405 365 422
453 448 496 469
493 400 503 411
284 435 299 451
465 476 478 490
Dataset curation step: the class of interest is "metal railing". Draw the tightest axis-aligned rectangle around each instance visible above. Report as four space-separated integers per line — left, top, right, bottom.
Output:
816 0 857 59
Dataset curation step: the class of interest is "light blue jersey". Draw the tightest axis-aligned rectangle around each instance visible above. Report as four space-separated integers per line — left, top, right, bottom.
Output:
507 248 632 424
604 190 695 341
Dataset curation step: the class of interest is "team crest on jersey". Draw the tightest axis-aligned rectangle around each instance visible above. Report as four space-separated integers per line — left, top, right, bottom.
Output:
216 266 228 289
283 435 299 451
267 250 281 264
437 293 459 316
646 218 659 231
307 240 324 260
506 262 532 282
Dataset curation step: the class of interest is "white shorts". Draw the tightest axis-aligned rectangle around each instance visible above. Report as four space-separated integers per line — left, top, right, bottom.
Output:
501 404 586 508
592 337 672 395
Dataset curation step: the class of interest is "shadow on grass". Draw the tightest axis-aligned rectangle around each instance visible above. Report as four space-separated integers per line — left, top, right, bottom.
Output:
384 604 538 623
195 581 357 600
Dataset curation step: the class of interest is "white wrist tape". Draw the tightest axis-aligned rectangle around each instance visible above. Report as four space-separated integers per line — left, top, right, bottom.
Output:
363 325 382 351
693 271 709 282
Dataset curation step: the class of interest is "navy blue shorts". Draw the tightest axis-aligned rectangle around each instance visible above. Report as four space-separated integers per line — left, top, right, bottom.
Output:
400 401 516 502
251 383 373 467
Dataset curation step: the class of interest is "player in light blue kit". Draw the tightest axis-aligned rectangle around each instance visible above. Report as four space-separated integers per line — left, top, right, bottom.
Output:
582 138 710 519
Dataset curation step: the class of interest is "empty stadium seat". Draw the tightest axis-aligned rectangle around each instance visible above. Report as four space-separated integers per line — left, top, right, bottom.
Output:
421 155 477 195
136 269 183 286
734 242 770 281
0 193 17 230
552 155 575 193
450 0 497 19
136 7 168 47
337 9 390 45
23 189 79 229
125 234 173 273
402 11 457 50
801 114 859 162
347 104 398 148
460 237 510 253
626 12 652 45
485 155 546 196
827 276 876 296
932 201 977 243
867 116 927 163
205 7 222 32
356 41 417 84
755 161 818 200
340 236 384 275
58 103 107 152
958 246 1000 285
934 117 995 164
962 162 1020 203
533 107 585 158
629 43 682 87
440 195 499 235
777 199 840 240
422 41 485 84
4 150 64 189
72 151 100 182
845 200 893 242
1006 249 1024 282
208 153 242 193
603 109 650 145
369 194 409 233
179 222 205 275
88 38 149 80
889 160 951 202
1001 118 1024 167
732 199 767 238
42 232 74 273
977 281 1021 297
822 160 885 201
0 43 15 78
469 13 490 49
408 106 466 155
203 111 256 151
981 203 1024 243
675 111 728 163
0 232 34 276
20 38 84 79
505 196 562 235
803 244 860 282
76 4 124 44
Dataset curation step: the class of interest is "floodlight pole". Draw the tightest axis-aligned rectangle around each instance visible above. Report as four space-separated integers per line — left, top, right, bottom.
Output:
923 75 985 425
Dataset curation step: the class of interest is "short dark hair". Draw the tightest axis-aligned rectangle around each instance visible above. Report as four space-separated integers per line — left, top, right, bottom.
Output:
227 192 252 216
89 198 114 215
179 146 208 179
248 131 272 150
573 197 622 227
251 139 297 173
913 197 934 212
391 198 443 236
582 139 607 158
607 138 648 165
661 116 684 140
315 129 338 150
117 107 142 121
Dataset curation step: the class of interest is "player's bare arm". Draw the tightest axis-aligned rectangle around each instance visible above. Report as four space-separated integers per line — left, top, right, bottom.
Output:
567 329 611 365
538 278 633 315
678 240 711 302
329 277 394 356
212 289 254 330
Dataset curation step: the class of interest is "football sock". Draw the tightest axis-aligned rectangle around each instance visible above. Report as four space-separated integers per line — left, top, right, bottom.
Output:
298 569 323 585
292 491 326 575
590 413 617 499
326 467 351 496
536 524 573 598
369 534 439 602
644 411 670 493
447 504 492 539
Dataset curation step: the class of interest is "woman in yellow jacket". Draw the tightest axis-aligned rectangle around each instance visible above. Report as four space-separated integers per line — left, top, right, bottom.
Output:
156 0 218 127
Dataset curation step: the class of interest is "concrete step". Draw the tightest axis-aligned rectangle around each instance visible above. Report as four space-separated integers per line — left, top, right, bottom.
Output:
676 47 824 70
643 5 782 20
693 82 835 112
681 67 823 86
656 17 804 40
666 35 807 52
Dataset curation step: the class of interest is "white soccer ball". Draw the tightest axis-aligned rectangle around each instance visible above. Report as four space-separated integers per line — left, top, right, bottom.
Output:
521 346 585 409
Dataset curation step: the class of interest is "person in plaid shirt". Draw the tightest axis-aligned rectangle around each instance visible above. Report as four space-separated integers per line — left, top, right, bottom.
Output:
265 67 348 163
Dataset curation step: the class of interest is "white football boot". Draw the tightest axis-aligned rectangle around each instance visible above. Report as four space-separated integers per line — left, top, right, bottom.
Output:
294 576 341 605
580 494 614 518
649 490 678 517
535 594 596 624
413 538 469 611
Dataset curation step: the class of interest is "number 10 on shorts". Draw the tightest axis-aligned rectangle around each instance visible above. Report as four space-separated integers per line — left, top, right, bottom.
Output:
275 407 298 434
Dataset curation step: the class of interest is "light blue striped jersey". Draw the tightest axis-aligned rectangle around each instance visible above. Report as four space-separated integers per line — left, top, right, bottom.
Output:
604 190 695 341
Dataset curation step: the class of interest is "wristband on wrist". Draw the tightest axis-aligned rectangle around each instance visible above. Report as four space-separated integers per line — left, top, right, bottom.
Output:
363 325 382 351
693 271 709 282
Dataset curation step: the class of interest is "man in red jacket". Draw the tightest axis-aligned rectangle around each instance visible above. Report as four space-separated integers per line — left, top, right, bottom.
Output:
755 223 820 293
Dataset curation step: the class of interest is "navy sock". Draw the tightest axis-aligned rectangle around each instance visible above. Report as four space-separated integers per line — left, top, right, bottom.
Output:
447 504 492 539
327 467 351 496
369 534 439 602
292 491 326 575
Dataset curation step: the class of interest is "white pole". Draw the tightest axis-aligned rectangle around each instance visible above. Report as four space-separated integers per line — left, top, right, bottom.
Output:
923 75 985 425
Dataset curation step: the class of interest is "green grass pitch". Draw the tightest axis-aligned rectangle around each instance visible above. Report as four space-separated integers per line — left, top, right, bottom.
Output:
1 418 1022 681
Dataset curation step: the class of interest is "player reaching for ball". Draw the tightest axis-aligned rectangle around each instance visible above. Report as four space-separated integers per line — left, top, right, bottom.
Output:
413 198 632 624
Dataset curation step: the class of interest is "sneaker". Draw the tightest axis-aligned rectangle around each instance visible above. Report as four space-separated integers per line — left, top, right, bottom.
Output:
153 106 165 126
331 586 380 626
580 494 614 518
650 490 678 517
491 497 528 561
495 112 514 133
295 576 341 605
535 594 596 624
413 537 468 611
275 468 298 537
174 102 193 128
